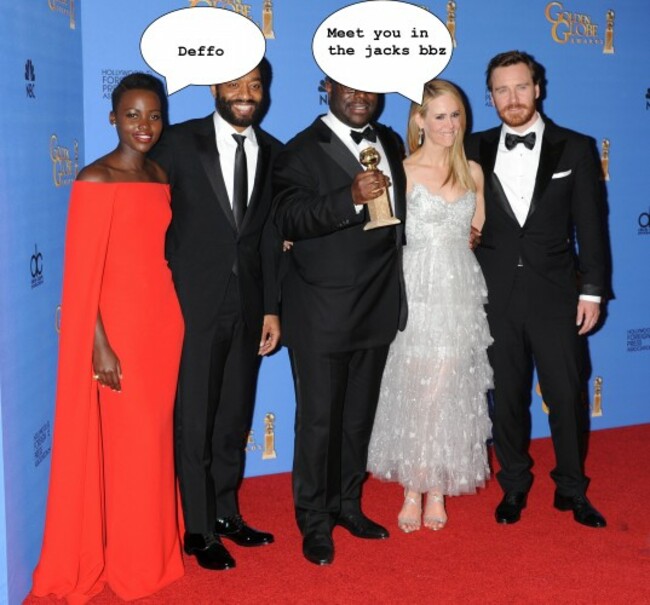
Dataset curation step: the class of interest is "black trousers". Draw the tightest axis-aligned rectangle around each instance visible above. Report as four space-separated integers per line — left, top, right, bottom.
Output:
289 345 389 535
175 275 260 534
487 270 589 497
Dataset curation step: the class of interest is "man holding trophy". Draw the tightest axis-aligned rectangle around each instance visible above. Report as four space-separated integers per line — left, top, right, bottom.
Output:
273 78 407 565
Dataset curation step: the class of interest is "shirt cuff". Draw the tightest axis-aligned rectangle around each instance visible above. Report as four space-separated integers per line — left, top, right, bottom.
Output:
579 294 601 303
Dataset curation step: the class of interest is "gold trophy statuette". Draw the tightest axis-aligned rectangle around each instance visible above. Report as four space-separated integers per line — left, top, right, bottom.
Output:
592 376 603 417
262 412 277 460
536 382 550 415
359 147 401 231
600 138 610 181
262 0 275 39
446 0 457 48
603 9 614 54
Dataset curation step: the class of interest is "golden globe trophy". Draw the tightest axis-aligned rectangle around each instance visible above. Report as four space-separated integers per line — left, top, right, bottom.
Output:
603 9 614 54
592 376 603 417
600 138 610 181
262 412 277 460
359 147 401 231
69 0 76 29
262 0 275 40
536 382 550 415
446 0 457 48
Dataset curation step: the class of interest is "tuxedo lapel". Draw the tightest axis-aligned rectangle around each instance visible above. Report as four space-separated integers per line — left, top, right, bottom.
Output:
196 119 237 233
527 130 566 222
314 119 363 180
479 133 518 224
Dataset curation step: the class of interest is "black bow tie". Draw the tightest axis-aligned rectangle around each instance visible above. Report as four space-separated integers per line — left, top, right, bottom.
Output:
505 132 536 151
350 126 377 144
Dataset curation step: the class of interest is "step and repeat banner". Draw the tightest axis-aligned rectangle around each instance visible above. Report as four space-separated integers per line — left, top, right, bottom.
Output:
0 2 82 603
0 1 648 603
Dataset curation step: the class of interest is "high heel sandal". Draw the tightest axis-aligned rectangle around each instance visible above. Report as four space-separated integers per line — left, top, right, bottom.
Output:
398 490 422 533
424 492 447 531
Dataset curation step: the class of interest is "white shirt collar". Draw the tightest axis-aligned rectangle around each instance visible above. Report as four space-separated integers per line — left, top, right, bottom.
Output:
321 110 371 143
500 112 545 143
213 110 257 146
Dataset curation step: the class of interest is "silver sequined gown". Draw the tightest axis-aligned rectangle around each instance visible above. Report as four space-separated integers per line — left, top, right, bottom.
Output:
368 186 493 495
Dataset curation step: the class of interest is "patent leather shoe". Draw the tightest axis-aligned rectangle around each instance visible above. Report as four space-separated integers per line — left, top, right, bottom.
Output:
302 531 334 565
336 511 389 539
554 493 607 528
184 532 235 570
215 514 274 547
495 492 527 524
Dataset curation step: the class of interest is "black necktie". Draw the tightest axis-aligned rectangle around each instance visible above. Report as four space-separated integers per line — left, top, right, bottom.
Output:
505 132 536 151
232 134 247 229
350 126 377 144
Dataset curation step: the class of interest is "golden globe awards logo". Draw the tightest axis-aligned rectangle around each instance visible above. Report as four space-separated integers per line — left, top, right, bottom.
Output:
188 0 276 39
48 0 75 29
50 135 79 187
544 2 610 48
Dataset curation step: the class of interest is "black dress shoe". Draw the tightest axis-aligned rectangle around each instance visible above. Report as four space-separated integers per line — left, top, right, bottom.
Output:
554 493 607 528
495 492 528 524
215 514 274 547
302 531 334 565
184 533 235 570
336 512 389 539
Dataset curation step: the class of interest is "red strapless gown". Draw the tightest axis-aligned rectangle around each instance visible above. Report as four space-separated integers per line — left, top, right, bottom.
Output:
32 182 184 603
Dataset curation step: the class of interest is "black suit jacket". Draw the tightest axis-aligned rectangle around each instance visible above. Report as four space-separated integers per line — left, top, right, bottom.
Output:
151 115 283 332
273 117 407 353
466 121 606 318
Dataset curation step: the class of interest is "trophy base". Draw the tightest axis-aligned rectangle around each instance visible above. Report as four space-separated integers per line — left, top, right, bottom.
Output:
363 217 401 231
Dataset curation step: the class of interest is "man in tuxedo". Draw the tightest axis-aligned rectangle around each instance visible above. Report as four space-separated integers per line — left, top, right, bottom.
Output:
466 51 607 528
273 78 407 565
150 61 283 570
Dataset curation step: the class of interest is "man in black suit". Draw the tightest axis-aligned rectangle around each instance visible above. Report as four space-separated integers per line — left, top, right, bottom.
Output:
151 61 283 570
273 79 407 565
466 51 607 528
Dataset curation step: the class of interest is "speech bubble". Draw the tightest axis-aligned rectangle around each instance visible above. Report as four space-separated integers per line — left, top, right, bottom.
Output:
141 7 266 95
312 1 453 104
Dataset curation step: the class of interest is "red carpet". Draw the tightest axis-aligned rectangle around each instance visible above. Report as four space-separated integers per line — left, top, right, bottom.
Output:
26 424 650 604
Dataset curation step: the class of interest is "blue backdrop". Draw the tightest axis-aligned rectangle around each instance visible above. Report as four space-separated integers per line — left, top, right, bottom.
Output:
1 1 648 603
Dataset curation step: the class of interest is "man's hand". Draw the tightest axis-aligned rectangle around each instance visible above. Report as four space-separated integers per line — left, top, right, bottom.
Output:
351 171 390 205
259 314 281 356
576 300 600 335
469 226 482 250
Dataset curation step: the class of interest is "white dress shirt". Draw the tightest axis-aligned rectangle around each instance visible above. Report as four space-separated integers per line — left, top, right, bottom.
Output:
213 110 259 206
494 112 545 227
321 111 395 213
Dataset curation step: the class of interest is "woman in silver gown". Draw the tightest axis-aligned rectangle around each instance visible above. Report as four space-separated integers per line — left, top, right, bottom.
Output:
368 80 493 532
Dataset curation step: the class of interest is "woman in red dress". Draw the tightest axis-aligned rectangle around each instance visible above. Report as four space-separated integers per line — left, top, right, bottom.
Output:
32 73 184 603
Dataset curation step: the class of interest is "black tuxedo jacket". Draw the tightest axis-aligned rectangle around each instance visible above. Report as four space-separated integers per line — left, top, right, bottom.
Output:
273 117 407 353
151 115 283 332
466 121 606 318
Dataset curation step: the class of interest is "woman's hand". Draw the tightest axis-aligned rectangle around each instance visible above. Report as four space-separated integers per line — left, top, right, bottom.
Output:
92 312 122 391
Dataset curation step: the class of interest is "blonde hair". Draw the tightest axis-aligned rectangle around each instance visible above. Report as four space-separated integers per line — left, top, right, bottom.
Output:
406 79 475 191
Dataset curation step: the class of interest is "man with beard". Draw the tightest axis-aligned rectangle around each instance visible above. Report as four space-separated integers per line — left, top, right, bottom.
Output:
273 78 407 565
466 51 607 528
150 61 283 570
